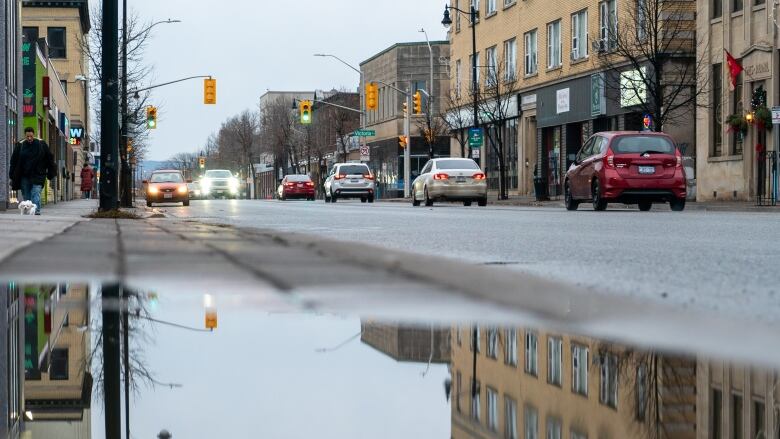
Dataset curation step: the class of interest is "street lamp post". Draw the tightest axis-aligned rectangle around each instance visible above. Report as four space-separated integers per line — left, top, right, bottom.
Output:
442 4 480 160
419 29 435 161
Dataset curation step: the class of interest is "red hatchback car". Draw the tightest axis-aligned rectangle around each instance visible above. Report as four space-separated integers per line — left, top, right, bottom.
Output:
564 132 687 211
278 175 315 201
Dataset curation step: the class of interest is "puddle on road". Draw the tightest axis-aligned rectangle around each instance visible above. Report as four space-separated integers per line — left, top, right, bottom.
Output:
4 283 780 439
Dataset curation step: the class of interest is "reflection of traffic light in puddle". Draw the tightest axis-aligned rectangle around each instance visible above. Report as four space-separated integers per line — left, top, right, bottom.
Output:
204 294 217 330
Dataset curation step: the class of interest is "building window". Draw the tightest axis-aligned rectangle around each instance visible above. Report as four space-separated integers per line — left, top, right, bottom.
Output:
455 59 462 98
525 30 538 75
22 26 39 44
637 0 648 40
753 400 765 439
547 20 562 69
471 326 481 352
471 0 481 19
525 330 538 375
61 79 68 96
713 0 723 17
50 348 69 380
455 0 462 31
487 0 497 14
505 328 518 366
599 353 618 408
754 0 765 5
546 417 562 439
504 38 517 81
487 327 499 358
636 364 647 421
472 380 482 422
599 0 618 51
733 394 743 439
47 27 67 58
571 10 588 60
525 405 539 439
732 73 743 155
572 344 588 396
712 63 723 157
505 0 515 6
547 336 562 386
505 396 518 439
733 0 743 12
486 46 498 86
470 53 481 90
712 388 722 439
487 388 499 431
571 430 587 439
456 371 462 412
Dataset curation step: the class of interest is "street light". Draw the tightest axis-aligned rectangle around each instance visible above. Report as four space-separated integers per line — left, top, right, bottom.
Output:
442 4 480 160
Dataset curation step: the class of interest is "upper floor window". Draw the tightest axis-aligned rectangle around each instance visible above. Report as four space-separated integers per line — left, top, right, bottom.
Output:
455 0 462 31
487 327 499 358
47 27 67 58
487 0 497 14
733 0 743 12
547 336 563 386
599 0 618 51
486 46 498 86
572 344 589 396
571 10 588 60
524 30 538 75
470 53 481 90
547 20 562 69
525 330 538 375
505 328 518 365
754 0 765 5
505 38 517 81
600 353 618 408
712 0 722 17
455 59 462 98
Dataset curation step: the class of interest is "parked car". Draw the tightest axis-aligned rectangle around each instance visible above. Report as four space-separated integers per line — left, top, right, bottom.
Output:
564 131 687 212
324 163 375 203
144 170 190 207
411 158 488 207
278 175 315 201
201 169 240 199
187 182 203 200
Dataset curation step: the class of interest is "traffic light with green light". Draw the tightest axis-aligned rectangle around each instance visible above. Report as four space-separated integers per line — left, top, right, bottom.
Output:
299 100 312 124
146 106 157 129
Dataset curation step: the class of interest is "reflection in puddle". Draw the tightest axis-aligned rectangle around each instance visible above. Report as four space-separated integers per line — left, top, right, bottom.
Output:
2 283 779 439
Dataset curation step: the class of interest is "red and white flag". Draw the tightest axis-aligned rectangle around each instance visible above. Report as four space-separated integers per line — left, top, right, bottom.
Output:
724 50 743 91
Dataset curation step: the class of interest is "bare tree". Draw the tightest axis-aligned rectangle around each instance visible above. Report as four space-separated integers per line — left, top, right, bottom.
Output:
596 0 707 132
478 61 519 200
165 152 198 177
218 110 262 193
442 90 472 159
414 100 450 161
260 98 298 177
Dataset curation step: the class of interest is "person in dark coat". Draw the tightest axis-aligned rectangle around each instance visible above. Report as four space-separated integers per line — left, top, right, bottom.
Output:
80 163 95 199
10 127 57 215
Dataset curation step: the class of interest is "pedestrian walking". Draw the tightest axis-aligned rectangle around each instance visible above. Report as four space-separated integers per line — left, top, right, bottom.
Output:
80 163 95 199
10 127 57 215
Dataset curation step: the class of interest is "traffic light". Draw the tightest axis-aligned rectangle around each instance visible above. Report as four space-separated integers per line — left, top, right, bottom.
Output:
398 135 408 149
402 102 408 116
146 106 157 129
366 82 378 110
199 156 206 169
299 100 312 124
126 138 133 154
204 78 217 105
413 91 422 114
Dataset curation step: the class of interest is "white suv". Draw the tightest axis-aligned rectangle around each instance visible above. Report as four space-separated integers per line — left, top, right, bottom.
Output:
324 163 375 203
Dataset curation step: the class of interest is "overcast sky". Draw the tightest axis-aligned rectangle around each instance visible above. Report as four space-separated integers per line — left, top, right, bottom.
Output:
107 0 448 162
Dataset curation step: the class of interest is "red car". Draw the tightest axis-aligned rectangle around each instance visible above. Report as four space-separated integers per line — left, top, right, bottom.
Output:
564 132 686 211
278 175 315 201
144 170 190 207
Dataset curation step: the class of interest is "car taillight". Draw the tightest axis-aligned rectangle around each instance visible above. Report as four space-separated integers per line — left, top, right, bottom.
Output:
676 153 682 168
284 182 295 187
305 182 314 187
334 174 346 180
433 173 450 180
472 172 486 180
363 174 374 180
605 149 615 168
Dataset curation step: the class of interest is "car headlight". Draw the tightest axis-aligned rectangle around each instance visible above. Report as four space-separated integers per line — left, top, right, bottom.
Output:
177 185 187 194
228 178 239 188
201 179 211 191
148 186 159 194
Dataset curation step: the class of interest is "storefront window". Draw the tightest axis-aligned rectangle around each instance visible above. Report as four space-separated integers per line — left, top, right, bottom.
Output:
732 74 743 155
548 127 562 196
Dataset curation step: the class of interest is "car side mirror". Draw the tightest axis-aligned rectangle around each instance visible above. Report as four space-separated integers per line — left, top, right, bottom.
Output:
142 180 148 184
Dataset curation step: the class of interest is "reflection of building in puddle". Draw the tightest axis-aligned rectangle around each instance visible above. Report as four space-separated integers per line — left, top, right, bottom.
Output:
20 284 92 438
450 325 770 439
360 321 451 364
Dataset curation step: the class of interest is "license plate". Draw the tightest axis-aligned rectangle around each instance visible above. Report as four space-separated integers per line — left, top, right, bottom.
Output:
456 176 467 183
164 193 173 199
638 166 656 175
297 183 303 187
351 179 359 183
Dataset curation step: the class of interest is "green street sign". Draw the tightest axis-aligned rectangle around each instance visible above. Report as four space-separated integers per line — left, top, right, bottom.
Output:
352 129 376 137
468 128 483 148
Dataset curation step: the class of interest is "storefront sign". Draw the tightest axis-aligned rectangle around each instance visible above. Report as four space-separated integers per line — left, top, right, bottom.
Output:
521 94 537 107
590 73 606 117
70 127 84 145
556 88 570 114
772 106 780 125
22 42 36 116
469 128 483 147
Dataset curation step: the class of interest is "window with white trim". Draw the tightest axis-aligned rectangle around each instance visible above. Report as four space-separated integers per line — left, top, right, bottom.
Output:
472 380 482 421
572 344 589 395
525 405 539 439
600 353 618 408
487 0 497 14
505 396 518 439
504 38 517 81
524 29 538 75
505 328 518 365
487 327 499 358
637 0 648 41
547 20 562 69
455 59 462 98
487 387 499 431
546 417 562 439
547 336 563 386
599 0 618 51
470 53 481 90
525 330 538 375
486 46 498 86
571 10 588 60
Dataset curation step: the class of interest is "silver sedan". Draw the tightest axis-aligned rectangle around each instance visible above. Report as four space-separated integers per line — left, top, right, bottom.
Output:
411 158 488 207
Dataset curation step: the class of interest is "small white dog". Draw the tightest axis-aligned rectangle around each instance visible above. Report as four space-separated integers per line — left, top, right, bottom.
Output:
18 200 37 216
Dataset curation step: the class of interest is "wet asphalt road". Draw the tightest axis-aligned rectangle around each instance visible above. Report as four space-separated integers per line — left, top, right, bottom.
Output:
159 199 780 322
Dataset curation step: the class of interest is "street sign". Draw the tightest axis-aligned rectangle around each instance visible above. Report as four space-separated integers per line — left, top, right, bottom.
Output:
472 148 481 159
772 106 780 125
360 146 370 162
352 129 376 137
469 128 483 148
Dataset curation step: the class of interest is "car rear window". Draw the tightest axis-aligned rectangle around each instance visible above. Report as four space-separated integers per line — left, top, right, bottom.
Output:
612 136 676 154
339 165 370 175
436 159 480 170
150 172 184 183
286 175 311 182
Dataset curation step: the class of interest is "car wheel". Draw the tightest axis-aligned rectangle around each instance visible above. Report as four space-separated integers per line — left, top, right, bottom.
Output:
412 191 421 207
464 201 472 206
368 196 374 203
331 193 337 203
183 200 190 207
361 197 367 203
477 197 487 207
591 179 608 211
424 187 434 207
670 197 686 212
146 200 152 208
638 201 652 211
564 180 579 211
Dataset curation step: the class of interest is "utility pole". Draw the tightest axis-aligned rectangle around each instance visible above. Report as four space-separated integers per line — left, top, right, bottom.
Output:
99 0 119 211
119 0 131 207
102 284 122 439
404 92 411 198
122 291 131 439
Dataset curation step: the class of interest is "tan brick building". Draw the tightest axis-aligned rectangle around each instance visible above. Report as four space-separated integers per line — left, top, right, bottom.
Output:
22 0 91 200
695 0 780 202
446 0 697 198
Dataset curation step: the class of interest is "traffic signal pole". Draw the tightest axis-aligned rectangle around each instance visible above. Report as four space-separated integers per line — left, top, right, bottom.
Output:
404 93 411 198
99 0 119 212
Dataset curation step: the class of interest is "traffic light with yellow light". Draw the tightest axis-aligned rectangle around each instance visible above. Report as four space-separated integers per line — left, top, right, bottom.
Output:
299 100 312 124
413 91 422 114
398 135 408 149
204 78 217 105
199 156 206 169
402 101 408 116
146 106 157 129
127 138 133 154
366 82 378 110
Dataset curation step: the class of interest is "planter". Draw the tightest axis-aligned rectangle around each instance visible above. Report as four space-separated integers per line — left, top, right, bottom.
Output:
725 114 748 135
